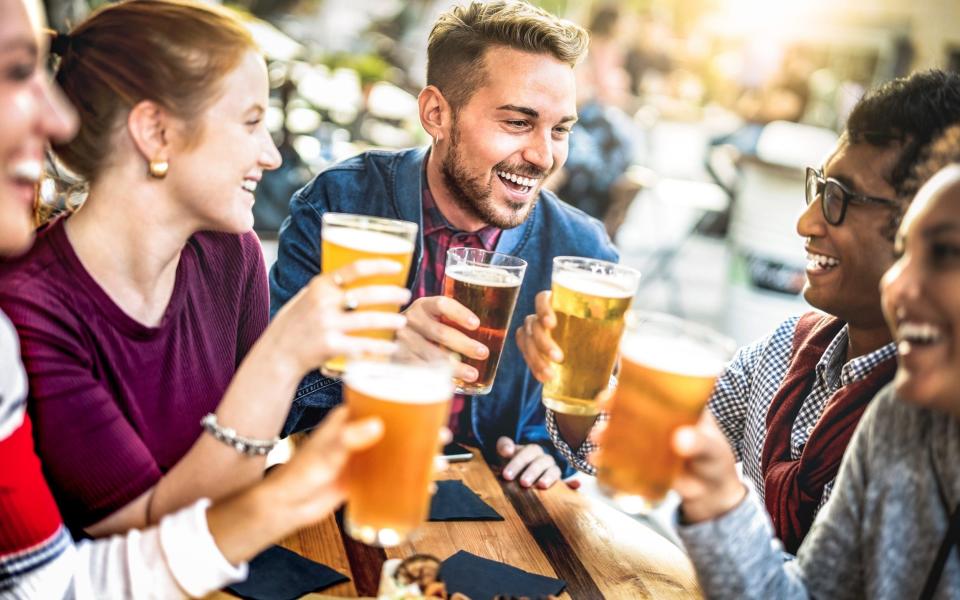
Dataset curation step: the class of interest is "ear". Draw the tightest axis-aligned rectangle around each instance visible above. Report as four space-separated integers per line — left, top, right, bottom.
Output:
418 85 452 144
126 100 171 166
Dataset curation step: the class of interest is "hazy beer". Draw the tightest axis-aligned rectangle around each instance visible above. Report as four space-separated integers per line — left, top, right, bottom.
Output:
442 248 526 395
321 213 417 374
541 257 639 415
343 358 453 547
596 312 733 512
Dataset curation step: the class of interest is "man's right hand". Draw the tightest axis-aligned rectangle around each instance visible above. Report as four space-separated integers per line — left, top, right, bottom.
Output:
398 296 488 383
515 290 562 383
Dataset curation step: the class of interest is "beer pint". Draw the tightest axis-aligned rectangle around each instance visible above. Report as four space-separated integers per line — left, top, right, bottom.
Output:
596 312 733 513
321 213 417 375
541 257 640 415
442 248 526 395
343 357 453 547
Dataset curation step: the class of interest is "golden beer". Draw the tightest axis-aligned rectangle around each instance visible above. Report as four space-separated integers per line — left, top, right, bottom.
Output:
596 313 732 512
321 213 417 374
541 258 639 416
343 359 453 547
442 248 526 395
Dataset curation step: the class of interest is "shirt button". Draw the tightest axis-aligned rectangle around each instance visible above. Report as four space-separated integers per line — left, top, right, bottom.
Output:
806 426 815 436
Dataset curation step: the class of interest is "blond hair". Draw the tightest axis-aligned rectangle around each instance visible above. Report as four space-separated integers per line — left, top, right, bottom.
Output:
427 1 588 110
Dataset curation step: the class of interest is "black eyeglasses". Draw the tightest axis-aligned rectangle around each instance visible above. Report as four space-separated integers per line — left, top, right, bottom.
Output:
804 167 899 226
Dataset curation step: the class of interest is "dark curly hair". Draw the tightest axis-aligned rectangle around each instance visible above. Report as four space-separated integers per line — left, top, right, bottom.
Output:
899 124 960 203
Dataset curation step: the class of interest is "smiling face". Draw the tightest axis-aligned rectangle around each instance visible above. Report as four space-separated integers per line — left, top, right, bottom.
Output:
165 50 280 234
0 0 76 256
881 166 960 415
435 46 577 229
796 138 902 328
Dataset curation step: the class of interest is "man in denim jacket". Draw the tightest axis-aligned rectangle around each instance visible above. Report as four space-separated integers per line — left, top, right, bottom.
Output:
269 1 617 488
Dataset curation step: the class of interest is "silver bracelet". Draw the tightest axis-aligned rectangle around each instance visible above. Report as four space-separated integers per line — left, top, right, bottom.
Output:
200 413 280 456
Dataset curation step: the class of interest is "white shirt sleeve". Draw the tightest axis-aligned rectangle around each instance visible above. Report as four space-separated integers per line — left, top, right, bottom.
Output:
71 498 248 599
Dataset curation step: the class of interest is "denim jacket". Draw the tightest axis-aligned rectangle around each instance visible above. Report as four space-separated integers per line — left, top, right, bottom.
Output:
269 147 618 471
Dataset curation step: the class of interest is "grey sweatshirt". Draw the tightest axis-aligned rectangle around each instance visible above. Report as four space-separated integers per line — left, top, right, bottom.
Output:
677 384 960 599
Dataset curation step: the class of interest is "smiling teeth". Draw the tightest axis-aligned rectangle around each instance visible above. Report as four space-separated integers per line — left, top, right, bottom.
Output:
11 161 42 184
241 180 257 193
496 170 538 188
898 322 944 344
807 252 839 269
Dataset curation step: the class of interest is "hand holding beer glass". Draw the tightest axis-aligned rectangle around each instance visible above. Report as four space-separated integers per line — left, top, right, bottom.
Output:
593 312 734 513
442 248 526 395
321 213 418 375
342 356 453 547
541 257 640 416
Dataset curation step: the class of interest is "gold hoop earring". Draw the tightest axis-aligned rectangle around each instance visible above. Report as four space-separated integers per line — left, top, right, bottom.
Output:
148 159 169 179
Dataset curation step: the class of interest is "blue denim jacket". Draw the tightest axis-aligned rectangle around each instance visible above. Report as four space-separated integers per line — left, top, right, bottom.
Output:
269 147 618 471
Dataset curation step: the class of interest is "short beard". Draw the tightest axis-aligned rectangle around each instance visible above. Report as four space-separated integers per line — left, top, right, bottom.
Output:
439 119 542 230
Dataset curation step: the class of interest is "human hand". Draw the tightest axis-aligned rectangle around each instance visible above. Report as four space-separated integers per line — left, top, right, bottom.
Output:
397 296 487 383
497 437 561 489
671 412 747 523
268 259 412 374
515 291 561 383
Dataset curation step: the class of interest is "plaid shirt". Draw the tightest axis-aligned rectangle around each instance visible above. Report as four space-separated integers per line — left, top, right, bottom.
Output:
547 315 897 514
415 186 501 439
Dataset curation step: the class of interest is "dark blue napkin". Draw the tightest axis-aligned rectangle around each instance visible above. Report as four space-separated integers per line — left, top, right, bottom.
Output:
429 480 503 521
226 545 348 600
439 550 566 600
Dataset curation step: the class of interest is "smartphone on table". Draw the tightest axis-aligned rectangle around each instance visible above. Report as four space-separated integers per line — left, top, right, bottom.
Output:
441 442 473 462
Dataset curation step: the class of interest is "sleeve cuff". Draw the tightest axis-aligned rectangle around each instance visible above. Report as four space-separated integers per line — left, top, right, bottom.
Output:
159 498 248 597
545 409 598 476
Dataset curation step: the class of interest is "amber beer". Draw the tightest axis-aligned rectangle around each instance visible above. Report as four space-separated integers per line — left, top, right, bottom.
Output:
541 258 639 415
321 213 417 374
442 248 526 395
343 358 453 547
596 312 733 512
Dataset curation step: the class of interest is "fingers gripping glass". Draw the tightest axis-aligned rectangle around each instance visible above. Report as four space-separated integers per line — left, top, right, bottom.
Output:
805 167 899 226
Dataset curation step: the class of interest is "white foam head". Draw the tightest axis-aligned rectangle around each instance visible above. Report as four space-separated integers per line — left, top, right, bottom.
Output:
447 264 522 288
553 269 636 299
345 360 454 404
621 331 728 378
324 226 414 255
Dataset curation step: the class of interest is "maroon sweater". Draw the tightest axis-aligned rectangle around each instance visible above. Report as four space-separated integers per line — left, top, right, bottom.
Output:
0 218 268 530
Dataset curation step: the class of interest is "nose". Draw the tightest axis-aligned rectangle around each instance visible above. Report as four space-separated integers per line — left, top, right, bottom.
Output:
35 75 78 144
880 253 919 316
259 128 282 171
521 128 554 174
796 193 827 239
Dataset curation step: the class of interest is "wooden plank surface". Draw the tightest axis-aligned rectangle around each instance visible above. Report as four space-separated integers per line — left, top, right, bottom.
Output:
217 447 701 599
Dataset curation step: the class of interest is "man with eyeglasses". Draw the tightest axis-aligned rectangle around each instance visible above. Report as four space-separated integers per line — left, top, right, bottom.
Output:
517 69 960 551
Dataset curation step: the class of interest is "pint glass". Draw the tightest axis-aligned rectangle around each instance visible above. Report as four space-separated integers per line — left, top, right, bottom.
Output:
343 357 453 547
321 213 418 375
442 248 526 395
596 312 734 513
541 257 640 415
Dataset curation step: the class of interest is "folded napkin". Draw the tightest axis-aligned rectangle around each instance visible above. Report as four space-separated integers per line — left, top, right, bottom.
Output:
429 480 503 521
226 545 349 600
439 550 566 600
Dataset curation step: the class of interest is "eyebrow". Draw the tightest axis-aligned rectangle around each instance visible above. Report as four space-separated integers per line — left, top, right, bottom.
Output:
924 222 960 237
497 104 577 124
0 39 38 55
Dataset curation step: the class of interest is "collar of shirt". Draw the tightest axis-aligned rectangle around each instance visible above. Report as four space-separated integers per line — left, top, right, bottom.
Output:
421 186 501 249
814 324 898 390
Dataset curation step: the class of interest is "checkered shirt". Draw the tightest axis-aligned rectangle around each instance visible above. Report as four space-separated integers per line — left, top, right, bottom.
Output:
415 186 501 439
546 314 898 513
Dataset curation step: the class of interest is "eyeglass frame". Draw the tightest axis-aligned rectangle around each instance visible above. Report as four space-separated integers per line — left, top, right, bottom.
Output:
804 167 899 226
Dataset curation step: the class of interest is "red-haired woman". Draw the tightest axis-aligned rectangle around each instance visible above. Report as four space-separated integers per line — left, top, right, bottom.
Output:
0 0 410 540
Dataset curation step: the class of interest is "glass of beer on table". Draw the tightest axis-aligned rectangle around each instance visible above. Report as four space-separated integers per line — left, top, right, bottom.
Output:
442 248 526 395
321 213 418 375
343 355 453 547
595 311 734 513
541 257 640 416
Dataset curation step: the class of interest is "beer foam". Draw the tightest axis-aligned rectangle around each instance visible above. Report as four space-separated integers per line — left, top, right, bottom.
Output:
621 332 728 378
553 269 635 299
446 264 521 288
324 226 414 255
344 360 454 404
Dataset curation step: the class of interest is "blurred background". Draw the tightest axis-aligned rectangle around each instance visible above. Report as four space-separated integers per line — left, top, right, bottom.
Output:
44 0 960 345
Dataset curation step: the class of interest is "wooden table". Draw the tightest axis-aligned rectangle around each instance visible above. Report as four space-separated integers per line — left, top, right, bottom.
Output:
263 447 701 599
